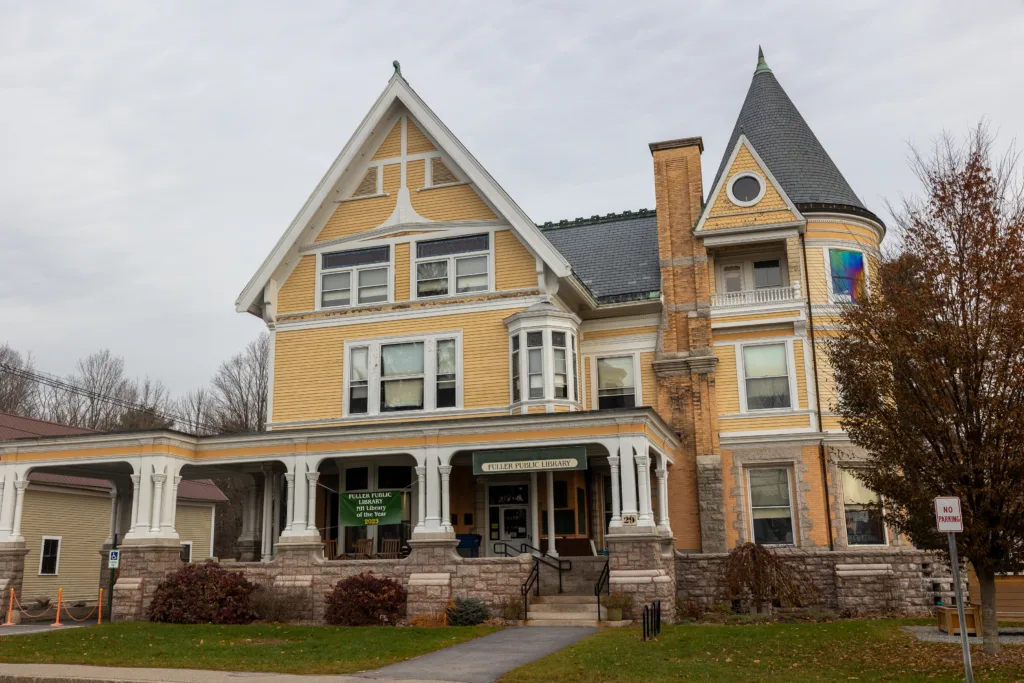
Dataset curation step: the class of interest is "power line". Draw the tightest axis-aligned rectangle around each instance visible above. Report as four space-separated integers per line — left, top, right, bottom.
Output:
0 362 219 435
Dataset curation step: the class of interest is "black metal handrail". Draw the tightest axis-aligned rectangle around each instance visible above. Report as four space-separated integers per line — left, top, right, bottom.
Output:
492 541 519 558
518 542 572 593
595 558 610 619
522 558 540 621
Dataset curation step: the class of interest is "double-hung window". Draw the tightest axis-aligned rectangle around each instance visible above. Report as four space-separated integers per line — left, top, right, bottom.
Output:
511 336 521 403
39 537 61 575
742 343 791 410
841 469 886 545
345 334 460 417
829 249 867 303
526 332 544 399
552 332 568 399
415 234 490 298
597 356 636 409
320 246 390 308
747 468 794 545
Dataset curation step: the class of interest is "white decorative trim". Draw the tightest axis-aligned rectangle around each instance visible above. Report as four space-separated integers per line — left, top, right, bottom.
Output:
180 541 193 563
300 222 507 255
579 314 660 333
580 334 657 355
409 229 495 301
700 227 801 248
416 181 471 191
313 246 393 312
337 192 390 204
727 170 767 207
806 212 886 241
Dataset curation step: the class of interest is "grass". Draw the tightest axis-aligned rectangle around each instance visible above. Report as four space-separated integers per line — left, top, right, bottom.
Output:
0 621 501 675
500 619 1024 682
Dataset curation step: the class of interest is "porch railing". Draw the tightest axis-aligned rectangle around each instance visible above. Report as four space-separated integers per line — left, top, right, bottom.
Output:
595 558 610 621
710 284 800 308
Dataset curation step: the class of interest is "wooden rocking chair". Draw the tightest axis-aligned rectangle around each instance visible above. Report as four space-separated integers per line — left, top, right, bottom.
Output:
323 539 338 560
354 538 373 559
378 539 401 559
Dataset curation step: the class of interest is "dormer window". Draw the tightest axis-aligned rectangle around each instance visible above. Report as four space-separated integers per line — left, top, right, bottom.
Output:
415 234 490 298
320 246 390 308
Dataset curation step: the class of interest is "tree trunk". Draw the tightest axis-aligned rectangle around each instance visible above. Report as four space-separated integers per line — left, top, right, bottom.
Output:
976 566 1000 654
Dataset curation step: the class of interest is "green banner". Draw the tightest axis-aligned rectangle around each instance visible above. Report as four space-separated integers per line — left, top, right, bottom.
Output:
472 446 587 476
339 491 403 527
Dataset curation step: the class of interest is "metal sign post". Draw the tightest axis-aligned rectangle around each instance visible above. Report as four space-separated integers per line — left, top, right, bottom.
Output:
935 496 973 683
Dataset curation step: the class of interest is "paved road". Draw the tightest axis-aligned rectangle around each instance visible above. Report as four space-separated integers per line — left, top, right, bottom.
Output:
356 626 597 683
0 622 90 637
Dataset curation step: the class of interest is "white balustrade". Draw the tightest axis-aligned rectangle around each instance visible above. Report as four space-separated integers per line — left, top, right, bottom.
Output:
710 284 800 308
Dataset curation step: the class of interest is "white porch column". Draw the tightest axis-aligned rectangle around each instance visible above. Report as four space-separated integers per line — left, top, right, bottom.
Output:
529 472 540 549
271 474 281 547
289 458 309 533
306 471 319 534
618 442 639 520
10 480 28 541
607 454 622 529
545 471 558 557
0 479 6 535
149 472 166 533
128 474 141 533
239 483 254 540
414 466 426 532
424 448 442 530
635 450 655 527
260 469 273 560
0 469 16 535
163 474 181 536
283 472 296 532
439 465 452 531
107 487 119 544
656 467 671 532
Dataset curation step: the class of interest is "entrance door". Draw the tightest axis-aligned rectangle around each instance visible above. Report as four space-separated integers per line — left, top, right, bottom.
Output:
487 482 531 556
499 506 529 552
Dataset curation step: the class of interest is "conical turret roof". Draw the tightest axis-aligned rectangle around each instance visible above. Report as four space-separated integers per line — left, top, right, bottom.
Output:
710 49 878 222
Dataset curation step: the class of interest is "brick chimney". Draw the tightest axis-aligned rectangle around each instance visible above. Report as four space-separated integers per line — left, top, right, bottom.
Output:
649 137 725 553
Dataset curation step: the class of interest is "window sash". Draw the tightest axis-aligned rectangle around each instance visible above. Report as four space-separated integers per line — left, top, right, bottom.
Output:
414 236 490 299
347 337 459 416
753 259 782 289
841 469 886 545
742 344 791 411
40 538 60 575
321 263 390 308
436 339 457 408
349 346 369 414
748 468 794 545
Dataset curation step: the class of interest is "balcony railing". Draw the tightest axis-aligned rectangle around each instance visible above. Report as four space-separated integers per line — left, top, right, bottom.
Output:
710 284 801 308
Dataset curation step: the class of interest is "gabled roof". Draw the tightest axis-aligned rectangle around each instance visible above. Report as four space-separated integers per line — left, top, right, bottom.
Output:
0 412 96 440
540 210 660 303
710 49 880 223
236 63 571 316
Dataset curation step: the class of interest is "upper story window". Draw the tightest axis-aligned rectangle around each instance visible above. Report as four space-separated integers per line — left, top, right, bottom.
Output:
727 171 766 207
345 333 461 417
717 254 787 293
415 234 490 299
597 356 636 409
741 343 792 411
841 469 887 545
828 249 867 304
526 331 544 399
509 327 580 406
320 246 390 309
552 332 568 399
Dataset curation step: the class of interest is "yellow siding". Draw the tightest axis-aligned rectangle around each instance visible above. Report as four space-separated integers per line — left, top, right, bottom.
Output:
278 255 316 315
406 121 436 154
372 121 402 160
640 352 656 407
394 242 411 302
794 339 807 410
527 406 547 414
815 342 840 414
408 158 426 190
582 356 593 410
714 346 741 413
785 236 804 289
713 328 793 343
411 184 497 222
176 504 213 561
805 247 829 305
712 311 801 325
21 488 109 603
273 307 527 423
494 230 537 291
315 164 400 243
821 415 844 431
553 405 571 413
582 326 658 341
805 220 879 244
703 144 797 230
718 414 811 431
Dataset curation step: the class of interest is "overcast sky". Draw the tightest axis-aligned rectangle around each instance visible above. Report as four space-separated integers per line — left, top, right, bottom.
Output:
1 1 1022 397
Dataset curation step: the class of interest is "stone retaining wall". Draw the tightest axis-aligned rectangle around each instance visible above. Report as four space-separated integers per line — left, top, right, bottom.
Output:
675 547 950 617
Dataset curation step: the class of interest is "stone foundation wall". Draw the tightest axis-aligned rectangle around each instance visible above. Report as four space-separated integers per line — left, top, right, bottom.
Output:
0 544 28 603
675 548 949 617
110 543 183 621
607 535 676 620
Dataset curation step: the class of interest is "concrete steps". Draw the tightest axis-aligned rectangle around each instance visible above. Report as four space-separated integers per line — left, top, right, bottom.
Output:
522 594 606 627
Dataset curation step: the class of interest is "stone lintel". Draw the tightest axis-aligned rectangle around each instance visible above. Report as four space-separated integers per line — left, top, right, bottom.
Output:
653 354 718 377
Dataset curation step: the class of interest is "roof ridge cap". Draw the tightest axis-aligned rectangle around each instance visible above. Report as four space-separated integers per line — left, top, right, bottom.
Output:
537 208 656 230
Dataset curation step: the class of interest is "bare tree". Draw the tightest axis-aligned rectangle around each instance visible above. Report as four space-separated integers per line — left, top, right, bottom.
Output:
174 387 218 436
0 344 37 416
827 124 1024 653
212 333 270 433
117 377 174 431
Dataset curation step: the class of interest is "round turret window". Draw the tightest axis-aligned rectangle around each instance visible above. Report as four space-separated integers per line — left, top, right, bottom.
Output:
727 172 766 207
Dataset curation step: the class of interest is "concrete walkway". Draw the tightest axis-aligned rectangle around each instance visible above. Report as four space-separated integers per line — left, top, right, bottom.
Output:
0 626 597 683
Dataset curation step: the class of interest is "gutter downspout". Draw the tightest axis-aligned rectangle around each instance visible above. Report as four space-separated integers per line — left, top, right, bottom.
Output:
802 233 834 551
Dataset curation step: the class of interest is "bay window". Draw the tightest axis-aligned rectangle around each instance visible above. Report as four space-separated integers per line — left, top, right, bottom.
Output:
841 469 886 545
747 467 794 545
527 332 544 400
742 343 792 411
597 356 636 409
511 336 521 402
344 334 460 417
415 234 490 298
508 327 581 406
320 246 390 308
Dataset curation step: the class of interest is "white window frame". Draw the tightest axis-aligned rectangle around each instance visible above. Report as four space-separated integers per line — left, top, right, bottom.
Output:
592 353 642 410
38 536 61 576
410 233 495 301
180 541 194 563
509 327 581 407
715 250 788 293
314 247 394 311
736 340 798 413
343 332 463 418
824 247 871 304
745 467 796 547
839 468 889 546
727 170 767 208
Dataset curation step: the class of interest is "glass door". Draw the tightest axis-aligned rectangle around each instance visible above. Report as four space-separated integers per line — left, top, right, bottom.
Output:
500 506 529 552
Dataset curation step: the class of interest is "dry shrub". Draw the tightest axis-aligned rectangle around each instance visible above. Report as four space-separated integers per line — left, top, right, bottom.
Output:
721 543 814 615
323 573 406 626
250 583 307 623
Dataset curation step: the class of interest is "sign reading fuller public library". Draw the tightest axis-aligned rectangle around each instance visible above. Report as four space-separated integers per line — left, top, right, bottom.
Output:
472 447 588 476
340 491 403 527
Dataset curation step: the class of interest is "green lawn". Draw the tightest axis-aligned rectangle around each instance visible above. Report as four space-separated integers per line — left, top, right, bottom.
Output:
500 619 1024 682
0 622 500 675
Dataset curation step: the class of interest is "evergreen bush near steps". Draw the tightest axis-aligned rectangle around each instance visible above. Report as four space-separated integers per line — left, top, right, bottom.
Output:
324 573 406 626
148 562 257 625
446 598 488 626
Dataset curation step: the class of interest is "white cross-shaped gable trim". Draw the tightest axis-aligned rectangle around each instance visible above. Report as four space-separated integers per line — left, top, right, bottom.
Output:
235 72 572 316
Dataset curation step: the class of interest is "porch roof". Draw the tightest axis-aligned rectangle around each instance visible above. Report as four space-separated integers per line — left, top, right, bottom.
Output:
0 408 681 469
